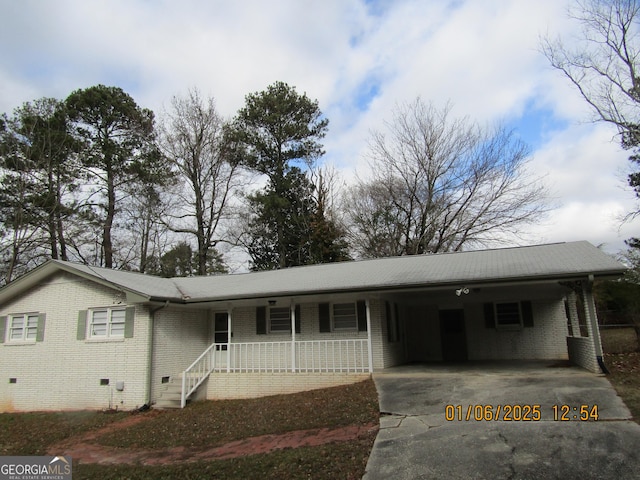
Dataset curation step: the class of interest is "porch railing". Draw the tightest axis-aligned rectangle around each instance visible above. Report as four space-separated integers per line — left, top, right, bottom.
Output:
214 339 370 373
181 339 369 407
181 342 217 408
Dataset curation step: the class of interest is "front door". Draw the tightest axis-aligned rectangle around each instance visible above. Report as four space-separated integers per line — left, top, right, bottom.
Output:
212 312 229 370
439 309 467 362
214 312 229 350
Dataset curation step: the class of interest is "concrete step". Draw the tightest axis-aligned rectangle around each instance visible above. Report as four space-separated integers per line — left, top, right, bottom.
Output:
155 375 192 409
155 371 209 409
154 398 182 409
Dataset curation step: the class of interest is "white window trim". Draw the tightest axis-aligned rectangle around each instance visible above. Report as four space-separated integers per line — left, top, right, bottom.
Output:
332 302 358 332
494 302 523 331
89 307 126 339
8 313 39 343
268 306 291 334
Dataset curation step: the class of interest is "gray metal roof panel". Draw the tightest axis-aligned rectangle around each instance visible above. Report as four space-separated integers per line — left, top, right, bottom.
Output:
2 241 620 306
51 261 182 299
171 241 626 301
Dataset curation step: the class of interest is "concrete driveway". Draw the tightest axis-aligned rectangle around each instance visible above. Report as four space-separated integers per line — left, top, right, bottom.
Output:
363 362 640 480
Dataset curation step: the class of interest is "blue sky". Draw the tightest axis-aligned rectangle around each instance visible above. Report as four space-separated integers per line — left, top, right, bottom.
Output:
0 0 638 260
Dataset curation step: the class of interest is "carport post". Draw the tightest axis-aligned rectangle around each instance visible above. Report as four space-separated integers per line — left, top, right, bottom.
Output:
227 307 232 373
582 278 606 368
290 303 296 373
365 299 374 373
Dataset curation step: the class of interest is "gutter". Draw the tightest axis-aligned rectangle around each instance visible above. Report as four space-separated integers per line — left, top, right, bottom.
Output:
147 272 626 307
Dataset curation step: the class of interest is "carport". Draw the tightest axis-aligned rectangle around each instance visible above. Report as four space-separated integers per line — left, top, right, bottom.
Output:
364 362 640 479
376 246 619 373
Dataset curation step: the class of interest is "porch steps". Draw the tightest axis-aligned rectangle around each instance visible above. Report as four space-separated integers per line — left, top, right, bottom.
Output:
155 374 203 409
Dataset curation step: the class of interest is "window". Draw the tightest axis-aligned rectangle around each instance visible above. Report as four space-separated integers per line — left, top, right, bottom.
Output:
90 308 126 338
269 307 291 333
333 303 357 331
319 301 367 333
484 301 534 331
256 306 300 335
9 314 39 342
495 302 521 328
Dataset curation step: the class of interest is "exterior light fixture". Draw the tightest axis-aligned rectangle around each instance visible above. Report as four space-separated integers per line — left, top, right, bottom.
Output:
455 287 470 297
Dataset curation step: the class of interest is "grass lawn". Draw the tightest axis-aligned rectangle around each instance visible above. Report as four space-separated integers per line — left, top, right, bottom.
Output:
0 410 127 456
602 327 640 423
0 379 379 480
98 378 379 449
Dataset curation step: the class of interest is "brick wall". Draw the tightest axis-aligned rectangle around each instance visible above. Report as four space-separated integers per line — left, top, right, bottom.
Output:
150 307 210 402
567 337 599 372
206 372 370 400
0 272 150 412
466 300 569 360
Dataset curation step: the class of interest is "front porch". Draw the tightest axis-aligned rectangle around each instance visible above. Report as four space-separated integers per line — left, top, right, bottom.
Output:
179 338 372 408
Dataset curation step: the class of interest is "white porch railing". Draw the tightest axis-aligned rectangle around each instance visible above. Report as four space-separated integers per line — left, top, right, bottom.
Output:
180 339 370 407
181 342 217 408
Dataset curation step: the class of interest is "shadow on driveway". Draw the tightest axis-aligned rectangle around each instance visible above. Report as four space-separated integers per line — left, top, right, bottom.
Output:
363 361 640 480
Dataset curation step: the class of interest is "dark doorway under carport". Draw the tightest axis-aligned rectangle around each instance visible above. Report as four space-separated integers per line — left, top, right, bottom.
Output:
439 309 467 361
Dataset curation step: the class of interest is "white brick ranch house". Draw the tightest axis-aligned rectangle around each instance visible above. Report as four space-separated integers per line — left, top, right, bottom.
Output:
0 241 626 411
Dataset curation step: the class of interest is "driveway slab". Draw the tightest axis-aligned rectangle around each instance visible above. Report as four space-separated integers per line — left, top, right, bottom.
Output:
363 362 640 479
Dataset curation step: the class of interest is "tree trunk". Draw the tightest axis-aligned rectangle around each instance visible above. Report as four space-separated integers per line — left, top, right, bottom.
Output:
103 166 115 268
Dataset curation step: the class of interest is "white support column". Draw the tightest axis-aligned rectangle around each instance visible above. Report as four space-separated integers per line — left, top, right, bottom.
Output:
566 291 581 337
291 303 296 373
582 279 605 360
227 307 232 373
365 299 374 373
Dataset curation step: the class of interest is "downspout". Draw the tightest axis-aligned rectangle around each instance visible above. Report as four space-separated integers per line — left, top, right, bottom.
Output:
147 301 170 405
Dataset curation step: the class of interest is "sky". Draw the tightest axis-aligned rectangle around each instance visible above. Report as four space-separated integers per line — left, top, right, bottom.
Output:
1 0 639 260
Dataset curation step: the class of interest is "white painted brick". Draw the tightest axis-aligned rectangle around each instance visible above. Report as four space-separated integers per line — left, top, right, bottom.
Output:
0 272 150 412
206 372 370 400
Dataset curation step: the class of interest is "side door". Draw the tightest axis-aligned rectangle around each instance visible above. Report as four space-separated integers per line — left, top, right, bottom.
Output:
439 309 468 362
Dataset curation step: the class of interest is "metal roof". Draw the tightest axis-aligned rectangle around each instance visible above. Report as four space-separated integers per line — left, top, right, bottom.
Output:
172 241 626 302
0 241 627 306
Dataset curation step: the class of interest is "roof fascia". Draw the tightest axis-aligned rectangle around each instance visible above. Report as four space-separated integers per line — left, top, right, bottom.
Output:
0 260 153 306
169 271 623 307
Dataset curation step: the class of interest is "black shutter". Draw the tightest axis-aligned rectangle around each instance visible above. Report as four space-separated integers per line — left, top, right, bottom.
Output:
521 301 534 328
295 305 301 334
319 303 331 332
256 306 267 334
484 303 495 329
357 300 367 332
394 303 401 340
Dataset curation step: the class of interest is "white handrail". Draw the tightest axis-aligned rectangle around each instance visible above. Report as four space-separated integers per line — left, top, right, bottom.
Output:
181 342 217 408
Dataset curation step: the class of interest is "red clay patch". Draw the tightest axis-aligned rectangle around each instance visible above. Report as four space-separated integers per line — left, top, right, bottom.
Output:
48 413 378 465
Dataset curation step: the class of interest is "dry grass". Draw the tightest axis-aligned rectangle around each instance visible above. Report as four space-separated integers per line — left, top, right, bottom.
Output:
0 410 126 456
0 379 380 480
602 326 640 424
98 379 379 449
600 327 639 354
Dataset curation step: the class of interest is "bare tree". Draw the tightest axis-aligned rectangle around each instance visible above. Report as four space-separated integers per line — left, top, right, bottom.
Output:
542 0 640 142
345 99 549 258
541 0 640 230
160 89 243 275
